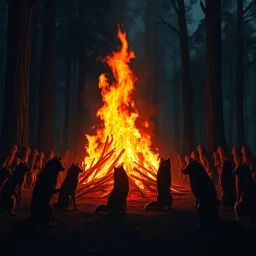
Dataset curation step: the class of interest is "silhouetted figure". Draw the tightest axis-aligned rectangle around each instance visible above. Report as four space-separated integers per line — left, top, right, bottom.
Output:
182 160 219 229
3 144 18 169
0 145 18 191
30 156 65 227
241 145 256 183
95 165 129 216
233 163 256 222
54 163 83 211
218 146 236 209
197 145 219 187
144 158 172 211
0 162 30 215
24 149 39 189
190 150 200 163
231 147 243 201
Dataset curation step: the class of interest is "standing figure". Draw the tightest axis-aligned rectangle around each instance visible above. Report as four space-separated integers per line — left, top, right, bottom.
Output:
95 165 129 216
144 158 172 211
30 157 65 227
24 149 39 189
231 147 243 201
241 145 256 183
182 160 219 229
190 150 200 163
218 146 236 209
197 145 219 187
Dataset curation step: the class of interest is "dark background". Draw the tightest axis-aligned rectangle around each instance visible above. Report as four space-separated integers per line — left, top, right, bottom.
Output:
0 0 255 162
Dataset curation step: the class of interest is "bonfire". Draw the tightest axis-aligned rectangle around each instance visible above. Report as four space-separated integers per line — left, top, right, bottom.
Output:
77 25 186 198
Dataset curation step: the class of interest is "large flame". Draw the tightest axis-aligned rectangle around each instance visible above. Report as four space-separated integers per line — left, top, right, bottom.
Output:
82 25 159 193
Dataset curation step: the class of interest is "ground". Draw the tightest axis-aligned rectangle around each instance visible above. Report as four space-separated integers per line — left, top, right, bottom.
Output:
0 191 255 256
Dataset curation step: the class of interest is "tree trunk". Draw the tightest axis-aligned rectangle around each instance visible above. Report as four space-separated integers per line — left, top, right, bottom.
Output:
37 0 56 152
76 0 87 157
205 0 227 154
0 0 38 164
177 0 194 155
63 52 71 150
144 0 155 106
228 64 234 146
29 7 38 147
236 0 245 147
172 57 180 153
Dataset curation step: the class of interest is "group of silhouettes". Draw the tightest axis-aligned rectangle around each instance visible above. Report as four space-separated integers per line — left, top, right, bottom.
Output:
0 145 83 227
175 144 256 228
0 143 255 229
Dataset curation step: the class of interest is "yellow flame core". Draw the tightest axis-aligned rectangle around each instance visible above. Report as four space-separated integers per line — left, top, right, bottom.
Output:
83 26 160 184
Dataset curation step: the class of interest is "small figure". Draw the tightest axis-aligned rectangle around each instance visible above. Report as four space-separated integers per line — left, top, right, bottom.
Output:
182 160 219 229
95 165 129 216
241 145 256 183
197 145 219 187
54 163 83 211
30 156 65 227
233 163 256 222
24 149 39 189
0 162 30 215
231 147 243 200
218 146 236 209
144 158 172 211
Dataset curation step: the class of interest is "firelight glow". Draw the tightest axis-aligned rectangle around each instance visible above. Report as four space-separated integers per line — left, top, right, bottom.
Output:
82 25 160 192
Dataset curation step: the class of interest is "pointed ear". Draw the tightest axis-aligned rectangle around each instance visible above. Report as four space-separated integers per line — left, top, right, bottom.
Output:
58 156 61 160
76 162 79 165
54 156 57 159
167 158 170 161
161 157 164 161
72 163 74 166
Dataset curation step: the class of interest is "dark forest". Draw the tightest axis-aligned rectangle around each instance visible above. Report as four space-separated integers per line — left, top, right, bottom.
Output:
0 0 256 255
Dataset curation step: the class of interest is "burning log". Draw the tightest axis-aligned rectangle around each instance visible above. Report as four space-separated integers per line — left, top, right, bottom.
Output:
128 177 148 198
105 149 125 176
133 167 156 184
130 174 157 193
134 161 157 179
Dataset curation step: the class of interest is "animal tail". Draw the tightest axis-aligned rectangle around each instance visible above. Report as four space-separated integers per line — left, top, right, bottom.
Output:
95 204 108 214
144 201 158 210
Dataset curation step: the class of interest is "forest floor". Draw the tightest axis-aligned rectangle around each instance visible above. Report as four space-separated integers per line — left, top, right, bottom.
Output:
0 191 255 256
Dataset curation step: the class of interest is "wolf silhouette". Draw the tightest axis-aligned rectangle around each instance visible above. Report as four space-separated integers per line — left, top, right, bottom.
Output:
95 165 129 216
30 156 65 227
0 162 30 215
144 158 172 210
220 159 236 209
53 163 83 211
182 160 220 228
233 163 256 221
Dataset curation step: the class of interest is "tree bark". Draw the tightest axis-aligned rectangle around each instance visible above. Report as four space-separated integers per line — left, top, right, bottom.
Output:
205 0 227 154
177 0 194 155
236 0 245 147
0 0 38 164
228 64 234 145
37 0 56 152
75 0 87 157
63 51 71 150
29 7 39 147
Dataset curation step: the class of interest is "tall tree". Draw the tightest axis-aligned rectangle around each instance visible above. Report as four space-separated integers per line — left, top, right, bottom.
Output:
0 0 38 164
158 0 195 155
29 6 39 147
236 0 256 147
200 0 227 153
37 0 56 152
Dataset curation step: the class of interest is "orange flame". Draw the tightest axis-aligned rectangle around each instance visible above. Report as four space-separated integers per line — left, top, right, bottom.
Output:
82 25 159 188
